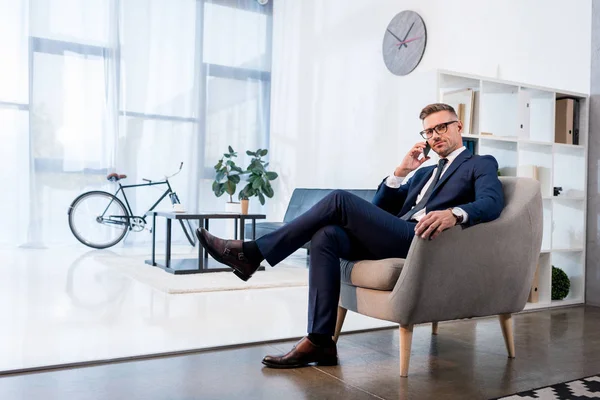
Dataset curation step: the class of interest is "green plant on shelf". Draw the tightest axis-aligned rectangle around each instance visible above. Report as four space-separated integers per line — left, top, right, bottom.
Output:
551 266 570 301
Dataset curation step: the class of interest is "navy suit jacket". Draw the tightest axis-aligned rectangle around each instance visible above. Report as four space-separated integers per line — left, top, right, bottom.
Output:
372 150 504 227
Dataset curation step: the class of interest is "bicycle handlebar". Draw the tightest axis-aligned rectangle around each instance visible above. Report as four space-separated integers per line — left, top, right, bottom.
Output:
165 162 184 180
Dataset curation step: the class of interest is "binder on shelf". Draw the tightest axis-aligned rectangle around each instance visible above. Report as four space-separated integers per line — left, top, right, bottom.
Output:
528 263 540 303
462 139 476 155
555 98 574 145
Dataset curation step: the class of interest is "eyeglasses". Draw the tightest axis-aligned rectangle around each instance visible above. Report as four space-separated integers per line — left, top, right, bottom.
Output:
419 121 459 140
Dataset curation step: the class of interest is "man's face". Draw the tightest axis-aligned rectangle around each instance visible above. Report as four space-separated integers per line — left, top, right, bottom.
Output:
422 110 463 158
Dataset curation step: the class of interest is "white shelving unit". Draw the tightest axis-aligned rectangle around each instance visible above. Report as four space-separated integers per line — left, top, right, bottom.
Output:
436 70 588 311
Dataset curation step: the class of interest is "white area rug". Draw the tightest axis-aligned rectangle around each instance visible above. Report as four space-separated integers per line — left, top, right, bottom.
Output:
95 254 308 294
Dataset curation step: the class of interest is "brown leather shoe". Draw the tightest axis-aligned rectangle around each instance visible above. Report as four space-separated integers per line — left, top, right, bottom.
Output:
196 228 260 281
262 337 338 368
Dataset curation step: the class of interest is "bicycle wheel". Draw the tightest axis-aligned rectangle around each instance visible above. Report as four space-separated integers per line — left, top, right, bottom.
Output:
170 192 197 246
68 191 130 249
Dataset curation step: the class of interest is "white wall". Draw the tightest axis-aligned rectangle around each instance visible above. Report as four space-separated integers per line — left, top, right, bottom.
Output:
266 0 592 220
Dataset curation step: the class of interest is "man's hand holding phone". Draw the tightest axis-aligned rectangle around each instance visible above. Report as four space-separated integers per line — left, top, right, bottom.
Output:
393 142 431 178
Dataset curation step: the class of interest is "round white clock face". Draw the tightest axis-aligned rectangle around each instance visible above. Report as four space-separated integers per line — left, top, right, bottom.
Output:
382 11 427 76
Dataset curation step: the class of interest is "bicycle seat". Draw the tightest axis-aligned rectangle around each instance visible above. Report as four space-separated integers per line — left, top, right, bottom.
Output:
107 173 127 182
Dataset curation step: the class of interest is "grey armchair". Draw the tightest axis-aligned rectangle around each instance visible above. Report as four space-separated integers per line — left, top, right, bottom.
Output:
334 177 543 377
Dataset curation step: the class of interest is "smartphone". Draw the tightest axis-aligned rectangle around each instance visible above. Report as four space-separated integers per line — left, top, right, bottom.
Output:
422 142 431 158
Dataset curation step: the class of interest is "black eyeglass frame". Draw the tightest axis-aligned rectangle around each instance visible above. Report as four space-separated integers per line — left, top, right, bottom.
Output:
419 120 459 140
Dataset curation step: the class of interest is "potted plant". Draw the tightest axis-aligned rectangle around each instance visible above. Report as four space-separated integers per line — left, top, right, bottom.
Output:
212 146 245 212
551 266 571 301
238 148 278 213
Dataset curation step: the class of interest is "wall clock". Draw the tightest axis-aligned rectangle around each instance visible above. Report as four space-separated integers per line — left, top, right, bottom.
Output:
382 11 427 76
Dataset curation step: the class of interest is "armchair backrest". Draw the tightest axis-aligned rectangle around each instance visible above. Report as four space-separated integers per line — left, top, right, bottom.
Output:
390 177 543 325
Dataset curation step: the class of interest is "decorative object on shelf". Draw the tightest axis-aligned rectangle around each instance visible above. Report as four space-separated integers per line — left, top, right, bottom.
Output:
241 199 249 215
555 98 578 145
443 89 475 134
551 266 570 301
256 0 269 5
528 263 540 303
480 132 493 136
518 165 539 181
553 186 563 197
239 149 279 206
213 146 245 212
382 10 427 76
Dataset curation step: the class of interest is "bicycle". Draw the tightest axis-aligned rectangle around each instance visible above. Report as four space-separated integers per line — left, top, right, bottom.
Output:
68 162 197 249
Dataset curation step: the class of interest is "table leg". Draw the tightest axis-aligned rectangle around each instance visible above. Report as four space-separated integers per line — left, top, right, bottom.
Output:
204 219 209 260
234 217 238 239
165 218 172 269
252 219 256 240
198 218 204 270
240 219 245 242
151 213 156 265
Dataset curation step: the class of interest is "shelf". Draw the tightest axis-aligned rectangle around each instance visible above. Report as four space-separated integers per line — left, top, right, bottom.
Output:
519 139 553 147
554 143 585 150
524 301 552 311
554 196 585 201
437 71 588 312
551 248 584 253
551 298 584 307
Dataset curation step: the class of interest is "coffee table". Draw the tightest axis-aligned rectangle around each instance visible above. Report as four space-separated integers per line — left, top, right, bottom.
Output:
145 211 267 275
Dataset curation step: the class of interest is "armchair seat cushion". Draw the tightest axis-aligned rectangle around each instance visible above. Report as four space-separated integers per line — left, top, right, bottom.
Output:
340 258 405 291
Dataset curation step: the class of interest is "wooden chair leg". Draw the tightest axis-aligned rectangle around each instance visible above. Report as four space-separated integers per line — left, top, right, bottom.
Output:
432 322 438 335
498 314 515 358
399 324 414 377
333 306 347 343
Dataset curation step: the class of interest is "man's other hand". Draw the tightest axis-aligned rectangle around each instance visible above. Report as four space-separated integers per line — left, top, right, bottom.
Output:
394 142 430 178
414 210 456 240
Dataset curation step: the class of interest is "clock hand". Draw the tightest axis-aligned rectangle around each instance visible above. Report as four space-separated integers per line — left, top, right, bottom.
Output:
400 22 415 48
386 28 404 43
396 36 421 47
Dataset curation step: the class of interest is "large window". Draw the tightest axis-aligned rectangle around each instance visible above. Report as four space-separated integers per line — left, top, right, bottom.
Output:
0 0 273 246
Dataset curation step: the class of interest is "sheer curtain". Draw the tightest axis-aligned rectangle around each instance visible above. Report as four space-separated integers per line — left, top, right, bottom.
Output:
0 0 272 247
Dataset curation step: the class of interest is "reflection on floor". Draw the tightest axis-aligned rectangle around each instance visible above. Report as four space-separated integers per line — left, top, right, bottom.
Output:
1 306 600 400
0 244 393 373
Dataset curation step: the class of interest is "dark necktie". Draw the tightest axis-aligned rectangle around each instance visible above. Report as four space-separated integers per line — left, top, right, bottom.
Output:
400 158 448 221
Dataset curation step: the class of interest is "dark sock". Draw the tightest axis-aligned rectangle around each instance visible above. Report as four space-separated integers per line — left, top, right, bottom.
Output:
308 333 335 346
242 241 264 264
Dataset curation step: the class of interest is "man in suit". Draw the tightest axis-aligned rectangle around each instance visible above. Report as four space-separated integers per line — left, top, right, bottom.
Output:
197 103 504 368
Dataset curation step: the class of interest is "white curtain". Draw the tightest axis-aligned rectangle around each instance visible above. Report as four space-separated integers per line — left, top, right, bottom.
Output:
0 0 272 247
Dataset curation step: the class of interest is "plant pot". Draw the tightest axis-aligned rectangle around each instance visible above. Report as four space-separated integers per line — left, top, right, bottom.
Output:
241 199 249 215
225 201 241 213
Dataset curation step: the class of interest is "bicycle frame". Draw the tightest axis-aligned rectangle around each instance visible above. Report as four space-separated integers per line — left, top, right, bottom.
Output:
100 180 175 227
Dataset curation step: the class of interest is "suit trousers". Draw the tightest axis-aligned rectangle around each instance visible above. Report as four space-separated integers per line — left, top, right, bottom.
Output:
255 190 416 335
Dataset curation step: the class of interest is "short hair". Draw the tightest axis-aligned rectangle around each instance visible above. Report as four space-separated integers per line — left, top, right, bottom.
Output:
419 103 458 120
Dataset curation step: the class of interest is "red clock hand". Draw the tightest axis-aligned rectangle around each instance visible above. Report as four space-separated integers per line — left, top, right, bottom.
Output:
397 37 421 47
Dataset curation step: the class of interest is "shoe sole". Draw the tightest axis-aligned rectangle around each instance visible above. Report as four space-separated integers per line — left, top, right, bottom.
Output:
196 229 252 282
261 358 338 369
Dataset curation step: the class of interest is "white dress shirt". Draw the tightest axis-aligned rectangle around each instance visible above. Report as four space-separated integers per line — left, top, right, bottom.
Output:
385 146 469 223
